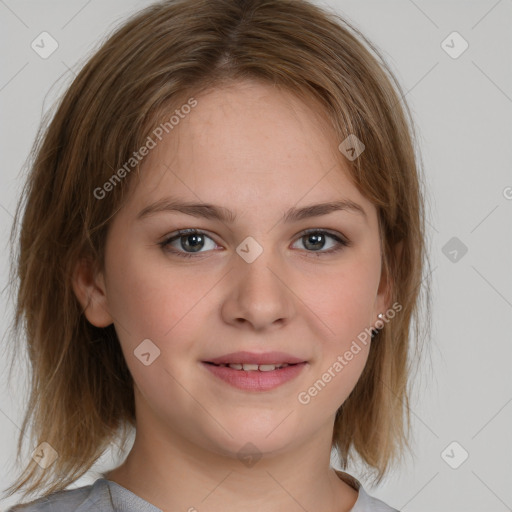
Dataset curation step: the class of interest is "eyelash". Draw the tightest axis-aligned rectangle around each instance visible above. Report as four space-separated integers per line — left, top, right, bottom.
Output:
159 228 350 259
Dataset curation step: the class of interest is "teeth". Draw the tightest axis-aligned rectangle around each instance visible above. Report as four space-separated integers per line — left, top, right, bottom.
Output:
224 363 291 371
258 364 278 372
242 363 259 371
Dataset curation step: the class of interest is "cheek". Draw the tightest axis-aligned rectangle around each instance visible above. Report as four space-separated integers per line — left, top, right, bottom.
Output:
104 254 206 397
299 269 374 413
309 254 381 344
300 254 378 403
105 245 214 341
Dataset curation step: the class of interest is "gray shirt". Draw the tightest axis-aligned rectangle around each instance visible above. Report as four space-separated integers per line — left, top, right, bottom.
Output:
6 473 400 511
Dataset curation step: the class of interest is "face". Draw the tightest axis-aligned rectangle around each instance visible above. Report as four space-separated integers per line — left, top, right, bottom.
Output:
76 79 390 460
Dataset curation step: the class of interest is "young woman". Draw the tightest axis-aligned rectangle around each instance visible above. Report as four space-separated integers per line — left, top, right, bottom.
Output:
4 0 431 510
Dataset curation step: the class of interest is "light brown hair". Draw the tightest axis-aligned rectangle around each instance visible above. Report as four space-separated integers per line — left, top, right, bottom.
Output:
4 0 432 502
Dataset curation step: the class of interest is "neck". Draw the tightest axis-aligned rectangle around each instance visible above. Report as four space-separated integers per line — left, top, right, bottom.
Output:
104 390 358 512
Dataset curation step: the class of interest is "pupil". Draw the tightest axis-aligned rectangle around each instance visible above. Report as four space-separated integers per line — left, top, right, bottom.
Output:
305 233 324 251
183 234 203 252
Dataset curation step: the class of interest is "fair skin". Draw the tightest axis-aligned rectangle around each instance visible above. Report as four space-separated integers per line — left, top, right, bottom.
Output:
73 79 391 512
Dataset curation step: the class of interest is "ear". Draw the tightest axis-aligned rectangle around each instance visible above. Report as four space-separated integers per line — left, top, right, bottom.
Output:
72 257 114 327
373 240 403 321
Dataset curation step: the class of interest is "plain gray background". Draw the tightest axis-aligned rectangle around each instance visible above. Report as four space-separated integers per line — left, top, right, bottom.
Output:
1 1 511 511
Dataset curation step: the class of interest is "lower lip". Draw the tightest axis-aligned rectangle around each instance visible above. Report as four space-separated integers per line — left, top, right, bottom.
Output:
201 362 307 391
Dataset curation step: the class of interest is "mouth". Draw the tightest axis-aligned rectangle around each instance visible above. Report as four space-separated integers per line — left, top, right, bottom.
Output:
203 361 300 371
201 351 308 391
203 350 307 367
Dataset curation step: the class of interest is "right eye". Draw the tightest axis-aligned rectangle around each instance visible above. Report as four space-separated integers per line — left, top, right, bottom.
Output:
159 229 220 258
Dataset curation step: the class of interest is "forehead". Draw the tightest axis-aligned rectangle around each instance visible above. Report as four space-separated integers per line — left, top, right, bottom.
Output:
123 80 374 221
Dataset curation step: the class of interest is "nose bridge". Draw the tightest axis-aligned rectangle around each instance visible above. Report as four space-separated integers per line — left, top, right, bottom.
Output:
224 235 293 330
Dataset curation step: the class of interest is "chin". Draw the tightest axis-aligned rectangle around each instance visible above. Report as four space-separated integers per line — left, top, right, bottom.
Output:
193 423 294 460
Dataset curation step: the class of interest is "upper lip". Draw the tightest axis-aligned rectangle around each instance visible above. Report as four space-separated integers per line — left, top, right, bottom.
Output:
204 351 307 365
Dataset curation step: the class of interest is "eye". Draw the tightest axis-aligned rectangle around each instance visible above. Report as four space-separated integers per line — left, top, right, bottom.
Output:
159 228 350 259
159 229 218 258
291 229 350 256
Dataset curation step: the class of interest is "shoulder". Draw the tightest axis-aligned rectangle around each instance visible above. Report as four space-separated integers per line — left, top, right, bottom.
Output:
5 478 112 512
335 470 401 512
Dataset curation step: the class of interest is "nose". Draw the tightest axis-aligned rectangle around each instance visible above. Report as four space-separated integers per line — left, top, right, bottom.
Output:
221 247 295 332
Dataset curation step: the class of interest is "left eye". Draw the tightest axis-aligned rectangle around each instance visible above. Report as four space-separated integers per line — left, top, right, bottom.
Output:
291 229 348 253
159 229 349 258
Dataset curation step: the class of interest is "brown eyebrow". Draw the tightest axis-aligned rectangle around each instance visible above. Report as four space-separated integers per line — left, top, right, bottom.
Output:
137 197 367 224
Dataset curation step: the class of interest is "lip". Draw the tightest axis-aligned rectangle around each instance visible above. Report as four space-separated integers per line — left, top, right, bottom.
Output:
201 361 308 392
204 351 307 366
